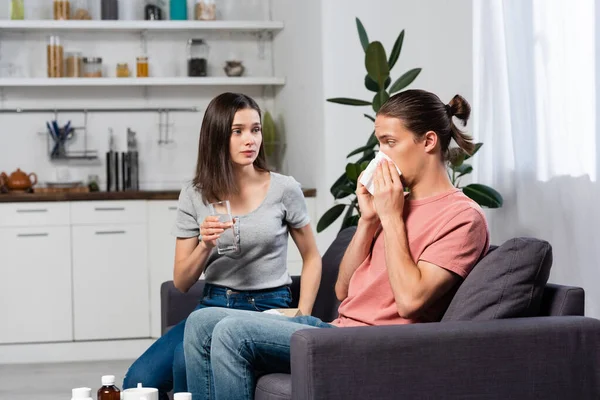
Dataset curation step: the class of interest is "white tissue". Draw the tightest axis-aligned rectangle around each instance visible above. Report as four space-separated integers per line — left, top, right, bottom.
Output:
359 151 402 195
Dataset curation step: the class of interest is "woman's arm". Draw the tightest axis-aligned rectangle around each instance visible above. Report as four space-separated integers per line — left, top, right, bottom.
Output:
173 237 212 292
173 216 231 292
289 223 322 316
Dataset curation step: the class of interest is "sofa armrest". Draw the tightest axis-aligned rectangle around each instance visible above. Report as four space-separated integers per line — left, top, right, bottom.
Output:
290 317 600 400
160 280 205 335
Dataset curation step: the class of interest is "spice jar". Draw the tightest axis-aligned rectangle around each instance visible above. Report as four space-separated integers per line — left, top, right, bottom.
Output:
72 0 92 20
10 0 25 20
194 0 216 21
83 57 103 77
65 51 83 77
116 63 130 78
101 0 119 20
187 39 208 77
136 56 149 78
47 36 64 78
54 0 71 20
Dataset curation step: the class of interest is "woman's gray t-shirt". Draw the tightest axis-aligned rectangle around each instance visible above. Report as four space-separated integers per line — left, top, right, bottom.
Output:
171 172 310 290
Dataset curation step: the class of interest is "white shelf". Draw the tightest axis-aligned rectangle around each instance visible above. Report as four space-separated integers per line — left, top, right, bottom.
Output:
0 77 285 87
0 20 284 32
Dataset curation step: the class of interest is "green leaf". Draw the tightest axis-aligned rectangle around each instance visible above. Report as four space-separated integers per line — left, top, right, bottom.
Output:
356 18 369 52
330 173 350 197
389 68 422 93
327 97 372 106
357 149 376 164
317 204 347 233
450 150 466 167
332 184 355 199
364 114 375 122
388 29 405 70
454 164 473 178
365 75 391 92
345 163 361 183
365 41 390 90
372 90 390 113
464 143 483 160
262 111 276 157
366 131 378 146
462 184 503 208
341 215 360 231
347 144 377 158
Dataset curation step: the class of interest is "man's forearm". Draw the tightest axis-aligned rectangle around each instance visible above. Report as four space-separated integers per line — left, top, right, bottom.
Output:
335 218 379 300
381 216 422 317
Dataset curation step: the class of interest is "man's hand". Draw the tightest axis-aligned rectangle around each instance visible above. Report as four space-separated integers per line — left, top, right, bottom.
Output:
373 160 405 220
356 171 378 222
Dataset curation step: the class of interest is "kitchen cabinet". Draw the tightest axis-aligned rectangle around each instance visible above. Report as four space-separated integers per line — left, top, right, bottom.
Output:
0 225 73 344
71 201 149 341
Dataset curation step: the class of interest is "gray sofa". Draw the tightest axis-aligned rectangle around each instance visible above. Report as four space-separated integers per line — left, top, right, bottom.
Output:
161 227 600 399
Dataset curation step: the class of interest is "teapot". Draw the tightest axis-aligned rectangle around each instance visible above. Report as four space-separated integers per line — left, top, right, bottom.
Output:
0 168 38 191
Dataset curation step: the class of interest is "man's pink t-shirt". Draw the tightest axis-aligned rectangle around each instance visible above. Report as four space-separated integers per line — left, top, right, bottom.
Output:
332 189 490 327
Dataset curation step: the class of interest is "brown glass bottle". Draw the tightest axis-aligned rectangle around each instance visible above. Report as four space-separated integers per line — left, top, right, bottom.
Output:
97 375 120 400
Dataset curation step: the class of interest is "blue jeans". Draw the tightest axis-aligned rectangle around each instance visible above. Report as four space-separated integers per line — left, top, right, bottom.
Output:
123 284 292 400
183 307 335 400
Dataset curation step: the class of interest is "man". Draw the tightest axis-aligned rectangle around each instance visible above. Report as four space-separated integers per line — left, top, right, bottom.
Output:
183 89 490 399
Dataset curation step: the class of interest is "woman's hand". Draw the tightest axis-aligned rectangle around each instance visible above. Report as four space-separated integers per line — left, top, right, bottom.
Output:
199 216 232 249
373 160 405 220
356 171 378 223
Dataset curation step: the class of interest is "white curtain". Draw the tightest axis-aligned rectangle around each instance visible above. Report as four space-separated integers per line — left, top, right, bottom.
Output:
473 0 600 318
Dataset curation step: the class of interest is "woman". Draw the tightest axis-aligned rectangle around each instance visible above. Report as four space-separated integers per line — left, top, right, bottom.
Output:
123 93 322 399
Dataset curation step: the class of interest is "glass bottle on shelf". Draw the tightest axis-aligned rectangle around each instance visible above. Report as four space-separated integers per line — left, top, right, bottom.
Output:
136 56 149 77
144 0 164 20
194 0 216 21
116 63 130 77
72 0 92 20
187 39 208 77
65 50 83 77
170 0 187 20
47 35 64 78
53 0 71 20
83 57 103 77
10 0 25 20
101 0 119 20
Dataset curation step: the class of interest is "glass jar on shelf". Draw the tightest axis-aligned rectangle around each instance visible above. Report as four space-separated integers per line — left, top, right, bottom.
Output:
187 39 208 77
116 63 130 78
82 57 103 77
53 0 71 20
144 0 164 20
101 0 119 20
136 56 149 77
10 0 25 20
65 50 83 77
47 35 64 78
72 0 92 20
194 0 216 21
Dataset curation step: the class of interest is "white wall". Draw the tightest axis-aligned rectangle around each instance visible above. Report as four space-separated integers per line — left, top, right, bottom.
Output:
314 0 474 251
0 0 276 190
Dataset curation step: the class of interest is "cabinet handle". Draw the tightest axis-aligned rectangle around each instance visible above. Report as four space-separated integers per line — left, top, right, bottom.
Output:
16 209 48 213
17 233 49 238
168 206 178 211
95 230 126 235
94 207 126 211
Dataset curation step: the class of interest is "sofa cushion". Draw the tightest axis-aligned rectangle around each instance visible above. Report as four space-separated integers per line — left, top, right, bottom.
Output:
442 237 553 321
255 373 291 400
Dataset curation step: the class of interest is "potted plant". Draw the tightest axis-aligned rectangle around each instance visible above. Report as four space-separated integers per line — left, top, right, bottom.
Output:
317 18 502 233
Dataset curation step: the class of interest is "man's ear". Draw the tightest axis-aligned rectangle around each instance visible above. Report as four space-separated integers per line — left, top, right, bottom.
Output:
423 131 438 153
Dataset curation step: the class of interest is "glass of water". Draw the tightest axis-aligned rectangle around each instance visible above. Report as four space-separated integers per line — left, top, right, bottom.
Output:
208 200 239 254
